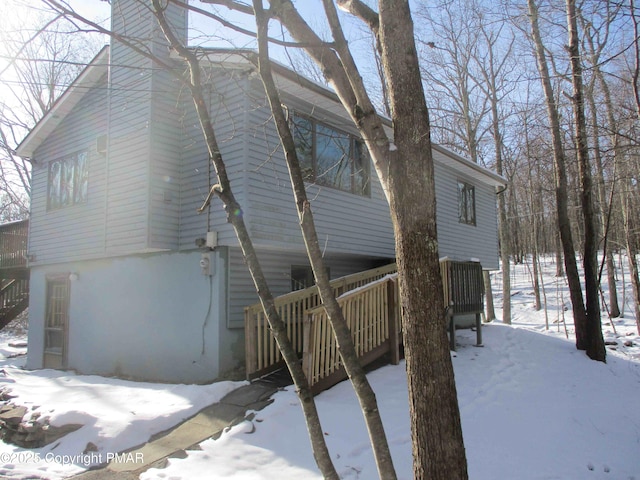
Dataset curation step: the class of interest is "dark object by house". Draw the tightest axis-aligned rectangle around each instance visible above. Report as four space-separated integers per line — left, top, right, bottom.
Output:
0 220 29 330
441 259 484 350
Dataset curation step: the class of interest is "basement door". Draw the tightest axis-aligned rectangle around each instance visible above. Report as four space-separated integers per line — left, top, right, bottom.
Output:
43 275 70 368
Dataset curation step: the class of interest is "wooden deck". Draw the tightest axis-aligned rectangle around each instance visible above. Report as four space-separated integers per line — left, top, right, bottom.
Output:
244 263 398 380
0 220 29 328
244 259 485 394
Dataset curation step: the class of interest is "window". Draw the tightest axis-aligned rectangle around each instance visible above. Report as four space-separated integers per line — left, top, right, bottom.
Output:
290 265 330 291
44 275 70 369
291 265 314 291
292 113 370 196
48 151 88 210
458 181 476 226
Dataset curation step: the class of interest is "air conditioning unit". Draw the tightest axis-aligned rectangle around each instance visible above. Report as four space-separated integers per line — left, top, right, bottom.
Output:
96 134 107 155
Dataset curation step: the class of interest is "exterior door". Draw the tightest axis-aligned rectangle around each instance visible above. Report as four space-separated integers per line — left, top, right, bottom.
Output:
44 275 70 368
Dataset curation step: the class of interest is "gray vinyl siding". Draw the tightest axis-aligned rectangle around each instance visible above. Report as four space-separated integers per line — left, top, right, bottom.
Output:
178 70 252 249
242 78 396 258
105 3 154 254
105 0 187 254
146 1 186 250
28 78 109 264
148 67 181 250
434 160 500 270
27 48 499 272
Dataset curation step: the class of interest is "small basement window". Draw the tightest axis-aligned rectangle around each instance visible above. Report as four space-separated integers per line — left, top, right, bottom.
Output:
290 265 330 291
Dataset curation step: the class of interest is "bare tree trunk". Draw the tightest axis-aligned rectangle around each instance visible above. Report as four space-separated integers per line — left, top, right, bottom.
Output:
527 0 588 350
580 10 621 319
231 0 468 476
377 2 468 477
587 95 620 318
565 0 606 361
151 3 338 477
630 0 640 119
524 121 542 311
251 3 396 477
593 31 640 330
620 172 640 332
555 233 564 277
484 270 496 322
480 24 513 324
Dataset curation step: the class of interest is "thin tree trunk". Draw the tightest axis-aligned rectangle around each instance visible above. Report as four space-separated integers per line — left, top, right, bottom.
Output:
555 233 564 277
151 4 339 477
523 110 541 311
484 39 511 324
586 23 626 319
621 177 640 332
587 94 620 318
566 0 606 361
263 1 468 477
594 48 639 329
484 270 496 322
527 0 588 349
630 0 640 119
251 4 396 477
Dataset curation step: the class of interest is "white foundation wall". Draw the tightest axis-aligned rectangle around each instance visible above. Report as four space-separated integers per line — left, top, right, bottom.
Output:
25 249 241 384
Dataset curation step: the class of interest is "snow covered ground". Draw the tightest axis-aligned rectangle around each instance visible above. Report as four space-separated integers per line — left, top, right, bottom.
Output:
1 257 639 479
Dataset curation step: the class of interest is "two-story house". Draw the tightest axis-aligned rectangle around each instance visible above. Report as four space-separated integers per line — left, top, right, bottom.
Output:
16 0 505 383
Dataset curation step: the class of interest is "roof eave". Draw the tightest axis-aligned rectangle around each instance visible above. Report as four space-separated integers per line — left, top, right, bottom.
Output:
193 50 507 188
16 46 110 159
432 144 507 188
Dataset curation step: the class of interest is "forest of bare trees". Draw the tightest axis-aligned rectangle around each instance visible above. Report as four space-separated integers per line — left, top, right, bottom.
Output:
0 1 101 222
2 0 637 335
415 0 640 340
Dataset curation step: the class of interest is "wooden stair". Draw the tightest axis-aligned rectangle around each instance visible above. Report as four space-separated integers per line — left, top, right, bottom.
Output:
0 278 29 330
0 220 29 330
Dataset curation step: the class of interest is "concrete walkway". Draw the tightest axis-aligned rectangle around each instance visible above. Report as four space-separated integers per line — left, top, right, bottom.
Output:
73 373 289 479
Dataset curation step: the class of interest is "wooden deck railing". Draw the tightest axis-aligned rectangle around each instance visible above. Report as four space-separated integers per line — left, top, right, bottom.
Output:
300 259 484 390
0 220 28 269
303 274 400 393
244 262 397 379
245 258 485 391
0 278 29 329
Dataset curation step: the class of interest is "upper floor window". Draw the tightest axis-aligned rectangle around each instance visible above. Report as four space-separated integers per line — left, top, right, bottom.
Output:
48 151 88 210
458 181 476 226
292 113 370 196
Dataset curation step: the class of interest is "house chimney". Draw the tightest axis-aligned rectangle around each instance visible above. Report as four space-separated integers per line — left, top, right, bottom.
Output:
110 0 188 60
105 0 187 254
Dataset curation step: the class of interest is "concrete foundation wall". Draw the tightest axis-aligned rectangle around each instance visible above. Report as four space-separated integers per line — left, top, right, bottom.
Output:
26 250 239 383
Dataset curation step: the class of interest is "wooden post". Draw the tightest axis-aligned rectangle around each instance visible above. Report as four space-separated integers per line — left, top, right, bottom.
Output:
302 311 315 384
448 312 456 351
475 312 483 346
387 279 400 365
244 308 258 379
